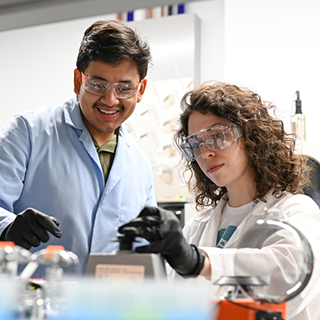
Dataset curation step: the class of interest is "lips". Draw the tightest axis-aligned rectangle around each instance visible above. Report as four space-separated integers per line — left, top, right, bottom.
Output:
97 108 119 115
207 164 224 173
96 107 121 120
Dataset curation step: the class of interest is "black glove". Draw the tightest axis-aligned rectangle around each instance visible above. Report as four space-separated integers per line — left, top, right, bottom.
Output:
118 206 205 277
0 208 62 250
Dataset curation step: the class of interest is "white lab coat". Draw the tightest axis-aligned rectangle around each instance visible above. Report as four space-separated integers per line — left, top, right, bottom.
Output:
181 190 320 320
0 96 157 277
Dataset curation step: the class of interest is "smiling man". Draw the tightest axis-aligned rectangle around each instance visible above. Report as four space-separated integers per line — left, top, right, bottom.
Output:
0 20 156 278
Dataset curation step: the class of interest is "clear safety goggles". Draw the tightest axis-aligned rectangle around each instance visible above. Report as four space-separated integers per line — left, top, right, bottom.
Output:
82 73 141 99
179 123 242 161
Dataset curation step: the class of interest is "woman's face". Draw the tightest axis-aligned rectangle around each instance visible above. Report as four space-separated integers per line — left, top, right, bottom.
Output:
188 111 254 193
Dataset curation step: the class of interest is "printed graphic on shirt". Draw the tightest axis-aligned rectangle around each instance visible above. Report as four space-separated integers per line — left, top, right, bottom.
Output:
216 225 237 248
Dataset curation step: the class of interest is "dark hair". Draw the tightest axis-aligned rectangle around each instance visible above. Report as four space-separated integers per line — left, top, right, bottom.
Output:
174 81 310 210
76 20 152 80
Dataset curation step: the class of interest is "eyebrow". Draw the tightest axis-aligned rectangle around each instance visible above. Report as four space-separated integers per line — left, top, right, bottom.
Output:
188 123 232 137
90 75 134 84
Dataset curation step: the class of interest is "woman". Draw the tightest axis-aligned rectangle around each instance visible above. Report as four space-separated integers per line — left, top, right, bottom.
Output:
119 81 320 319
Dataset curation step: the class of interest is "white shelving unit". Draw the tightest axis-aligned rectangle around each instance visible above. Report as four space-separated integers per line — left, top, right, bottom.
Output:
127 14 200 203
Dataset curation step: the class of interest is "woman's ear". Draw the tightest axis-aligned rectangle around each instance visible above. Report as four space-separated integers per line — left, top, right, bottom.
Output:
74 69 82 95
238 137 246 150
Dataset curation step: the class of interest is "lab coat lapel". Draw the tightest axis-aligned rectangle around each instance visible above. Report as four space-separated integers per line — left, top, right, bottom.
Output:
189 198 227 247
104 129 130 196
64 98 101 168
79 131 101 166
64 99 105 187
203 206 224 247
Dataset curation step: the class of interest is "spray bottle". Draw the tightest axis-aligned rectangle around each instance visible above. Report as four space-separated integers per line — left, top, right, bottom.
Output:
291 90 306 140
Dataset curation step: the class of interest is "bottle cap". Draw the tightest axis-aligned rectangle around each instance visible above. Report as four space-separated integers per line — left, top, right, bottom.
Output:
0 241 15 248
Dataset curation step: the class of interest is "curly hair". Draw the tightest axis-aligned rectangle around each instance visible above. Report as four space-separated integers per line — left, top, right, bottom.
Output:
174 81 310 210
76 20 152 80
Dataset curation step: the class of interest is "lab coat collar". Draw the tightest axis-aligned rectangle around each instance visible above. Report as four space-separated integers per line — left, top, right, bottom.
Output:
63 95 85 132
188 195 228 247
61 95 139 196
62 96 111 189
63 95 132 146
193 193 229 223
103 128 133 196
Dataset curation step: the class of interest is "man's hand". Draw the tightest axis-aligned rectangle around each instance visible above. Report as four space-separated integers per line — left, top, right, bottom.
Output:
118 206 205 277
0 208 62 249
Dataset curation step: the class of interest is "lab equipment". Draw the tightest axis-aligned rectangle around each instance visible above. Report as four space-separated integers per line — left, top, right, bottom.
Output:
0 241 31 276
212 208 313 320
85 233 167 281
301 155 320 206
18 245 78 320
118 206 206 277
291 90 306 140
0 242 33 320
212 276 287 320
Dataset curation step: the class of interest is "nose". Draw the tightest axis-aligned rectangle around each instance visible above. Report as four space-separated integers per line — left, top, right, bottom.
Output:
100 87 119 105
199 143 216 160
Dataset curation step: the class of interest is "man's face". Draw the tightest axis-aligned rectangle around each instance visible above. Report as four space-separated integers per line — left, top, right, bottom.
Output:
74 59 147 144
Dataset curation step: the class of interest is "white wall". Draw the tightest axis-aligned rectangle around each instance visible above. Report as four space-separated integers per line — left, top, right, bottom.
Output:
225 0 320 159
186 0 225 83
186 0 320 160
0 12 116 127
0 0 319 161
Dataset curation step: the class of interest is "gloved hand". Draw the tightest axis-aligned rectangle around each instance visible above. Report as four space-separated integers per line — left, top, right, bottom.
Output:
118 206 205 277
0 208 62 250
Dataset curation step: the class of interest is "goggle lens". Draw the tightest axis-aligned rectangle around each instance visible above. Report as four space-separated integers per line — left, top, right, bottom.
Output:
180 123 241 161
82 74 141 99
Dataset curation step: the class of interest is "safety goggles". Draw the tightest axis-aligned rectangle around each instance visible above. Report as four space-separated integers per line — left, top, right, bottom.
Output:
82 73 141 99
179 123 242 161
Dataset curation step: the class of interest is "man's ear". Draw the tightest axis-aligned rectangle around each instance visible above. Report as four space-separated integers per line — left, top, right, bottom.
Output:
136 78 147 103
74 69 82 95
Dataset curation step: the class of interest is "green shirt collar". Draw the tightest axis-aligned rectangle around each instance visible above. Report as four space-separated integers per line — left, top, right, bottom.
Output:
92 134 117 153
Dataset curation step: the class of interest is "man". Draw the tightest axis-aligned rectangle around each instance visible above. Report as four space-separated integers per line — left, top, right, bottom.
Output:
0 20 156 277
